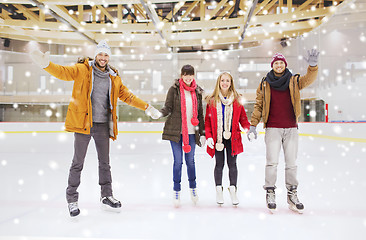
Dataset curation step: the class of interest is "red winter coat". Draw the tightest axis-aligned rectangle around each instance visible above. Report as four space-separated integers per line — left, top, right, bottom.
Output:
205 98 250 158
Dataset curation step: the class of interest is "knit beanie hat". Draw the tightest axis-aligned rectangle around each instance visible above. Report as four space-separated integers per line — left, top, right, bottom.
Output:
271 53 287 68
94 40 111 58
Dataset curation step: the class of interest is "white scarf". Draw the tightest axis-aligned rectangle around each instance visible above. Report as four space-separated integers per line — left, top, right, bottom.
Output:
216 92 234 151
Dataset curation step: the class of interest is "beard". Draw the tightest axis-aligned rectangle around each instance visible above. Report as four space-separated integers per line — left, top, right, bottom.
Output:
95 60 107 69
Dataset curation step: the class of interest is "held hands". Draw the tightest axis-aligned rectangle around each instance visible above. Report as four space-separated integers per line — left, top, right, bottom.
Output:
200 136 206 147
30 50 50 69
145 105 162 119
247 126 257 141
304 49 320 67
207 138 214 149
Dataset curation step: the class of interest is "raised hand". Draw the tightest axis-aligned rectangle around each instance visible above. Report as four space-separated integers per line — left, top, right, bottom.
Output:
304 49 320 67
29 50 50 69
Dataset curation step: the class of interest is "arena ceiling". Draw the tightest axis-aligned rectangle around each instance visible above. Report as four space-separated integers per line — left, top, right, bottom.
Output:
0 0 346 51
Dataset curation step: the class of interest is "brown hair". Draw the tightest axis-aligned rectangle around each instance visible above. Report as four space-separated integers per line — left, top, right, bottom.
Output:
206 72 240 105
181 64 195 76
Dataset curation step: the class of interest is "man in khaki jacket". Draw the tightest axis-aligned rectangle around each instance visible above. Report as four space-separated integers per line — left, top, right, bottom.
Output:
247 49 319 213
30 40 161 217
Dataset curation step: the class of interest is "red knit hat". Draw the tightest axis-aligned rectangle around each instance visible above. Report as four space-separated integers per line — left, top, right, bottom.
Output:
271 53 287 68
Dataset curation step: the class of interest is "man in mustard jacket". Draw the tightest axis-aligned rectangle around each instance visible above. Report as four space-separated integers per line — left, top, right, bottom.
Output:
30 40 161 217
247 49 319 214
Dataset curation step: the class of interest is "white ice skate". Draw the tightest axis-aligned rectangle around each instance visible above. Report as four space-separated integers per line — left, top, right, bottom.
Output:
68 202 80 217
287 188 304 214
190 188 199 205
266 188 277 214
100 196 122 213
216 186 224 206
173 191 181 208
228 185 239 206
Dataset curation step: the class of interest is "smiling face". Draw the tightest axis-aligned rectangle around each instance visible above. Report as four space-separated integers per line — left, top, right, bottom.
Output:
95 52 110 71
272 60 286 74
219 73 231 95
181 74 194 86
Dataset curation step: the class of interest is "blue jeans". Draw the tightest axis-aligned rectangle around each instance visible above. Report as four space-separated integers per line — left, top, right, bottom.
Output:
170 134 197 191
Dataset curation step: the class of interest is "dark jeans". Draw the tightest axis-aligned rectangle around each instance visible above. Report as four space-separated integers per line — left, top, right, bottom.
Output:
170 134 197 192
214 138 238 187
66 123 112 203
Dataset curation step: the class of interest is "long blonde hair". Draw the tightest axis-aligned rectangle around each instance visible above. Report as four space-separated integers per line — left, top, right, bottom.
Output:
206 72 240 106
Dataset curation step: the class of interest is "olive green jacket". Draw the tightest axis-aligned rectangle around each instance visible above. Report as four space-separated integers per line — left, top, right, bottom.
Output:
160 79 205 145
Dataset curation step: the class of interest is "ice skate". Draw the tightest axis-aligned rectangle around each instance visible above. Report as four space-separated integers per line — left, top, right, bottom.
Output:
266 188 277 214
287 187 304 214
216 186 224 205
68 202 80 217
228 185 239 206
190 188 199 205
173 191 181 208
100 196 122 212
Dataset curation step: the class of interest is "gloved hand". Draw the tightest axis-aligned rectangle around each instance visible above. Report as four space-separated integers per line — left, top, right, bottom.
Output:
207 138 214 149
247 126 257 141
145 105 162 119
30 50 50 69
304 49 320 67
200 136 206 147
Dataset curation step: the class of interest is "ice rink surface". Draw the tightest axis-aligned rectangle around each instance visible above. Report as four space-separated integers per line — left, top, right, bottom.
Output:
0 122 365 240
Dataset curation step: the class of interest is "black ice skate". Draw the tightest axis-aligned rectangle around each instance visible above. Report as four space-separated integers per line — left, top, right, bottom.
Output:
287 187 304 214
100 196 122 212
68 202 80 217
266 188 277 213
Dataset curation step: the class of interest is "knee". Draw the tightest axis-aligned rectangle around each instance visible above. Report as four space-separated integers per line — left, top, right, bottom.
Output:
266 162 278 168
215 161 224 169
173 160 183 168
285 164 297 170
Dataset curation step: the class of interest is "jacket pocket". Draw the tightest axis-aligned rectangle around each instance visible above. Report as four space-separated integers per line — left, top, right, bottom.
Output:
66 106 88 129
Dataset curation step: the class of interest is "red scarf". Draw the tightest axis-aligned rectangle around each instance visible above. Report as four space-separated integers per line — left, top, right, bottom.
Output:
179 78 199 153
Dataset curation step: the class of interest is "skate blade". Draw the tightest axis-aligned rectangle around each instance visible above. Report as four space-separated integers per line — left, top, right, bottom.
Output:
288 204 304 214
173 201 180 208
101 203 122 213
268 208 277 214
217 202 224 206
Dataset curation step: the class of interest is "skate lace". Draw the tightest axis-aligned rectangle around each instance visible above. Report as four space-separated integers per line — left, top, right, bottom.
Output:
267 191 275 204
289 191 300 204
191 188 197 197
107 196 119 204
68 202 78 211
174 191 180 200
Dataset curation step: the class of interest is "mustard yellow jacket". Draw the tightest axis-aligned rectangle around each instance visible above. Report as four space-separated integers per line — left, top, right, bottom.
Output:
44 59 148 140
250 66 318 128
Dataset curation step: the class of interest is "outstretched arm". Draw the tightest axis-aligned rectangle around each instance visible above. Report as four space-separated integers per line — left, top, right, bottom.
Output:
118 83 148 111
160 87 175 117
30 50 80 81
238 104 250 131
250 83 264 127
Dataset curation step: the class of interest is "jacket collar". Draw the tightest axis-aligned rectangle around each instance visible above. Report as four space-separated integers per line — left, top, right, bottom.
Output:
87 59 117 77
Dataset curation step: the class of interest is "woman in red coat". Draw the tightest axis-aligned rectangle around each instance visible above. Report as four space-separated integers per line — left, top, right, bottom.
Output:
205 72 250 206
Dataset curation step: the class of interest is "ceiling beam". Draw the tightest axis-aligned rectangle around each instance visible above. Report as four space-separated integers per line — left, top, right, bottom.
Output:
207 0 229 19
239 0 258 45
27 0 97 44
178 0 199 21
139 0 169 47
